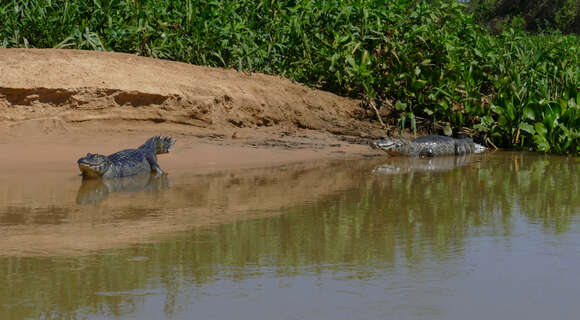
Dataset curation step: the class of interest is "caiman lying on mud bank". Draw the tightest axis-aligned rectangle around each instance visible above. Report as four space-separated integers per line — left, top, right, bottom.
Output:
373 135 486 157
77 136 175 178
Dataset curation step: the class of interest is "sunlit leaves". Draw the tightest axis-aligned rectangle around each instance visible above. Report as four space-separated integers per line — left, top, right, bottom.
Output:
0 0 578 153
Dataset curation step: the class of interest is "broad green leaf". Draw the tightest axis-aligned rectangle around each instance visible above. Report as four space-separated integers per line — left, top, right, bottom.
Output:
395 101 408 111
533 134 550 152
522 105 536 121
411 79 427 91
534 122 547 136
491 104 503 115
519 122 535 134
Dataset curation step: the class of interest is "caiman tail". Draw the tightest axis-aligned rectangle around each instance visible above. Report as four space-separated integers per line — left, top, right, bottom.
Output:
139 136 176 154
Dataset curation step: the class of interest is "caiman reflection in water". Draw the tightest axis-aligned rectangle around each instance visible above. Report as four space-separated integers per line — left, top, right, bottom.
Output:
76 173 171 205
372 154 476 175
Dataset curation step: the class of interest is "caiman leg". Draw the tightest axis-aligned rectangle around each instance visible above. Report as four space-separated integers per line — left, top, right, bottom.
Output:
151 163 164 175
419 147 434 157
146 155 164 175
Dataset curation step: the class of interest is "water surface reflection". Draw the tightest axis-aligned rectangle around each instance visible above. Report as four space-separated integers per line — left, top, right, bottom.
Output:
0 153 579 319
372 154 474 174
76 173 172 205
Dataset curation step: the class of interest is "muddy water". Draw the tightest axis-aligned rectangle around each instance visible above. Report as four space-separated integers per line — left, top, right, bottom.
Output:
1 153 579 319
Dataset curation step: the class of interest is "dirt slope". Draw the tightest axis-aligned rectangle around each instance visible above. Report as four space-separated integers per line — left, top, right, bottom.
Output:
0 49 382 136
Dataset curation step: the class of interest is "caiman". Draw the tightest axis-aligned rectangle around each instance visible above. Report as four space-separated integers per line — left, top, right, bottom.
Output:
373 135 486 157
77 136 175 178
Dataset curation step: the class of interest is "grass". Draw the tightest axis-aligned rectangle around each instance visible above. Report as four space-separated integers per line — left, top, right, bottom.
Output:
1 0 579 154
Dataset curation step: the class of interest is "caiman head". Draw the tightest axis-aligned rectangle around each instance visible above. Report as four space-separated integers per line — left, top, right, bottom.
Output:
372 137 407 156
77 153 111 178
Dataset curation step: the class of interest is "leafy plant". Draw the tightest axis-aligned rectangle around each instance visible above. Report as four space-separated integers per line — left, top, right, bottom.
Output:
0 0 578 154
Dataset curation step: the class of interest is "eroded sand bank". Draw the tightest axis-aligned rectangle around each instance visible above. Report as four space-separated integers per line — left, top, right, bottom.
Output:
0 48 387 172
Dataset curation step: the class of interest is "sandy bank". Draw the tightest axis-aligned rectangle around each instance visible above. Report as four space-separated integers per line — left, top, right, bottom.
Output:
0 49 387 171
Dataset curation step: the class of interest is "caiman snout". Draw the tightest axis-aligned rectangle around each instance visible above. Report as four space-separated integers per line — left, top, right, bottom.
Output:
372 139 391 149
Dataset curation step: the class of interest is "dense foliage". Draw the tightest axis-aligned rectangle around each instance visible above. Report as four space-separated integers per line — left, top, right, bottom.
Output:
468 0 580 34
1 0 579 154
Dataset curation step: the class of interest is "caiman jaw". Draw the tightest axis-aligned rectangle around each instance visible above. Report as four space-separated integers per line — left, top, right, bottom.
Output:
373 139 402 156
77 161 106 178
373 139 393 149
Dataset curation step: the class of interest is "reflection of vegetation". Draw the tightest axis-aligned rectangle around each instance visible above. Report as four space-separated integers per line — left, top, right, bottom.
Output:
0 154 579 318
515 155 580 232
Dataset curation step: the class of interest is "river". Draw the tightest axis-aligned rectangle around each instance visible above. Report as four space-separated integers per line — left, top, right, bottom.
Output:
1 152 578 319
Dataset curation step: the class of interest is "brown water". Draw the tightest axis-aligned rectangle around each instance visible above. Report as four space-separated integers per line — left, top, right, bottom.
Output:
1 152 579 319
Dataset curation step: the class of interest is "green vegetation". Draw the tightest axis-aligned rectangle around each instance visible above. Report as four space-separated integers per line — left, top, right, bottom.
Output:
468 0 580 34
1 0 579 154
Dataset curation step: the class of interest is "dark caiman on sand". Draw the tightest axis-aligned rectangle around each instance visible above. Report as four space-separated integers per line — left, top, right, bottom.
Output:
77 136 175 178
373 135 486 157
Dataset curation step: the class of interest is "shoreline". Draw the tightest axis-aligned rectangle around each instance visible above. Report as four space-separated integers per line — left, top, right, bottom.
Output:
0 122 385 177
0 49 386 174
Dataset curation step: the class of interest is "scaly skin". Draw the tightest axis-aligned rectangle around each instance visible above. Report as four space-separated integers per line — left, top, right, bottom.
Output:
373 135 486 157
77 136 176 178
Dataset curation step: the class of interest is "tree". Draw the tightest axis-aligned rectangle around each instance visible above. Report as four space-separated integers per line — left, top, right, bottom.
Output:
469 0 580 33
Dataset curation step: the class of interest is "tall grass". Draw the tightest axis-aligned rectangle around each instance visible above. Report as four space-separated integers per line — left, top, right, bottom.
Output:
1 0 579 154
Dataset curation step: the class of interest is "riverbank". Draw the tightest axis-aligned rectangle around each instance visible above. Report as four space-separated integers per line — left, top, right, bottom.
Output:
0 49 385 174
